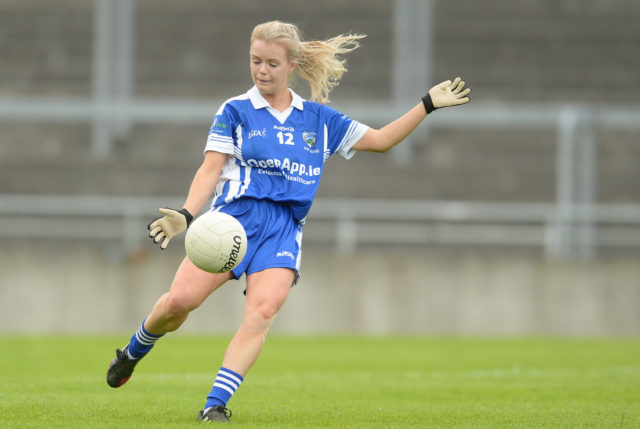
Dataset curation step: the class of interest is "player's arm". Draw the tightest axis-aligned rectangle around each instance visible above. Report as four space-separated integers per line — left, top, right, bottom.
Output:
182 150 227 215
148 151 227 249
352 77 470 153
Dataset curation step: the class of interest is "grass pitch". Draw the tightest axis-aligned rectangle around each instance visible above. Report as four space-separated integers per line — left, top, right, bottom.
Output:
0 335 638 428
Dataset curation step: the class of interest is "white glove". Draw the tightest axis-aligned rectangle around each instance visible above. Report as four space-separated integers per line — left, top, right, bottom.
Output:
422 77 471 113
147 207 193 250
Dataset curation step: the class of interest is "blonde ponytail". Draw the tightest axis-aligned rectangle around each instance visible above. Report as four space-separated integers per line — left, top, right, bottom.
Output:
296 35 365 103
251 21 366 103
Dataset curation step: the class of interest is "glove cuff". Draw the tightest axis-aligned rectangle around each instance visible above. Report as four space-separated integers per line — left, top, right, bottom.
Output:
421 93 437 114
178 208 194 227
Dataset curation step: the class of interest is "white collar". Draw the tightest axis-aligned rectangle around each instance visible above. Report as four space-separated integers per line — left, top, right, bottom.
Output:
248 86 304 111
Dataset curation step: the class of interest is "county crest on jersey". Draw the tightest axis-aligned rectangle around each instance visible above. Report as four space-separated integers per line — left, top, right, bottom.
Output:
205 86 369 222
302 131 317 149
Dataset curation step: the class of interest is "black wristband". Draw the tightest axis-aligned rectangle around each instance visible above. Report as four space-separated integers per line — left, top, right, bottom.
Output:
178 208 194 226
421 93 437 114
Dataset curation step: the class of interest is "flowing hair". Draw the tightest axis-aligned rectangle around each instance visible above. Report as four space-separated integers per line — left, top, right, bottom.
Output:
250 21 366 103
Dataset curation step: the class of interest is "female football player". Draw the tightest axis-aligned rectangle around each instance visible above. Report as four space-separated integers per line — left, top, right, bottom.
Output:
107 20 470 423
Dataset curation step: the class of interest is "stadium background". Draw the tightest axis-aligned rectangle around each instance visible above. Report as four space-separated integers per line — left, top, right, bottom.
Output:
0 0 639 335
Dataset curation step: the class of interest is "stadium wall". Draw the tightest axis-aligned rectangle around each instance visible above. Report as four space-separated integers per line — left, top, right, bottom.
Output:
1 242 638 336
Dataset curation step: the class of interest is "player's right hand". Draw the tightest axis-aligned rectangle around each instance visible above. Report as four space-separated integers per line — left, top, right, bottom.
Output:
148 207 193 250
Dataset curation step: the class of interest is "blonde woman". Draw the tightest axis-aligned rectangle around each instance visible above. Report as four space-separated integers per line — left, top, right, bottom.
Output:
107 21 470 423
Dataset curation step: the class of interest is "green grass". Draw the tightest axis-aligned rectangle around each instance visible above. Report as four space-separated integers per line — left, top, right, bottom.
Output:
0 336 639 428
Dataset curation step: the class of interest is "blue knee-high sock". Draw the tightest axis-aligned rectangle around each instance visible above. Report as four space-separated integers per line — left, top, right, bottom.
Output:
126 319 164 359
205 367 244 409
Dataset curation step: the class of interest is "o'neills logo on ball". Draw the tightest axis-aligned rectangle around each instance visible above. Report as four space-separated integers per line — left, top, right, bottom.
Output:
220 235 243 272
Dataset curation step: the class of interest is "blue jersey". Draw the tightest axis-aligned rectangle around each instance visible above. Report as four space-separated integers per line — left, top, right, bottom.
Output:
205 86 369 222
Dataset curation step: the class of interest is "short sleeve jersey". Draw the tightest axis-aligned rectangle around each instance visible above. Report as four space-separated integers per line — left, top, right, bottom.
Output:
205 86 369 222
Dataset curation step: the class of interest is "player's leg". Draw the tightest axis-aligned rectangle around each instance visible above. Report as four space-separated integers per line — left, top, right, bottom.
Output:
107 257 232 388
145 256 234 334
224 267 294 373
198 267 294 420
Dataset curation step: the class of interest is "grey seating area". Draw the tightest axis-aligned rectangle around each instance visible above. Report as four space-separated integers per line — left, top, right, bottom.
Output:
0 0 638 203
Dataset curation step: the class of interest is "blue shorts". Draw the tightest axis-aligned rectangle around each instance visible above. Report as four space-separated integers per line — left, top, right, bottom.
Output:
214 198 303 281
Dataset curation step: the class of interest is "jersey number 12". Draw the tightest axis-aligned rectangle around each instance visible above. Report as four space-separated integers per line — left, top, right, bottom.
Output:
277 132 295 145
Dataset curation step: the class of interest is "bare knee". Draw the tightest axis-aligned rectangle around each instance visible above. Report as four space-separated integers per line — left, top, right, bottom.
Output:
238 302 279 338
241 269 292 332
163 292 200 319
149 292 199 333
248 299 283 322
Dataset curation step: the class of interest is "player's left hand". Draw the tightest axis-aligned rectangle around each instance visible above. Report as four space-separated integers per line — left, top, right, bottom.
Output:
148 207 193 250
422 77 471 114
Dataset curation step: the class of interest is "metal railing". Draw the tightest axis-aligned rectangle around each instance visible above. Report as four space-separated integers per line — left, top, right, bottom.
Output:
1 194 639 259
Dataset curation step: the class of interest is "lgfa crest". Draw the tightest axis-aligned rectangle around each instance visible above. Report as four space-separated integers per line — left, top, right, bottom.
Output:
303 131 317 148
